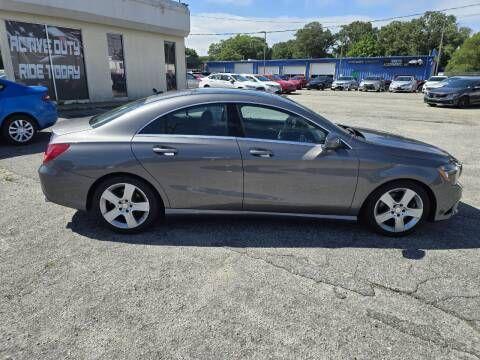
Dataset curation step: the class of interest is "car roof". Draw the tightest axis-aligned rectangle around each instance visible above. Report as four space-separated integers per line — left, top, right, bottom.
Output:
450 76 480 80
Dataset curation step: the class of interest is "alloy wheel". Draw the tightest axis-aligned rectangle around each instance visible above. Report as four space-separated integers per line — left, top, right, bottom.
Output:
373 188 424 233
99 183 150 229
8 119 34 143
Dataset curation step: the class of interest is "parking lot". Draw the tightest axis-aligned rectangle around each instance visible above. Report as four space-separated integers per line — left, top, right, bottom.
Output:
1 90 480 359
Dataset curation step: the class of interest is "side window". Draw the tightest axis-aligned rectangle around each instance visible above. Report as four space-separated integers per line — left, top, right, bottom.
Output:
221 75 231 81
141 104 228 136
187 73 195 80
238 105 327 144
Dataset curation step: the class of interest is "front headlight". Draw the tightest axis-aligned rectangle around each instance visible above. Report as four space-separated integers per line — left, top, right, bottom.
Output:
438 162 462 184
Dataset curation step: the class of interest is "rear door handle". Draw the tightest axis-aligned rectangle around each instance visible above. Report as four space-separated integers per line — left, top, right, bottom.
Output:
153 146 178 156
249 148 273 158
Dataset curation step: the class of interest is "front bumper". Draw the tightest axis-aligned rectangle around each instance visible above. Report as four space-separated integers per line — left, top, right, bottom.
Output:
424 96 457 105
332 84 349 90
433 183 463 221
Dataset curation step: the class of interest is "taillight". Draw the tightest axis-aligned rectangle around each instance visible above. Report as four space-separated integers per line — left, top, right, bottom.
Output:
42 93 51 102
43 143 70 164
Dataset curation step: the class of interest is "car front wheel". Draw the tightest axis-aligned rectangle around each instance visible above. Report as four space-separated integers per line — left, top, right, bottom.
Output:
92 176 161 233
363 181 430 237
2 115 37 145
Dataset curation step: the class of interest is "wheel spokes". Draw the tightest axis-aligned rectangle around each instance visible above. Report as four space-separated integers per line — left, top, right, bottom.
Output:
394 216 405 232
379 192 395 208
104 208 121 223
405 208 423 219
400 189 416 206
131 202 149 212
375 211 394 224
124 212 138 228
101 189 121 205
122 183 136 201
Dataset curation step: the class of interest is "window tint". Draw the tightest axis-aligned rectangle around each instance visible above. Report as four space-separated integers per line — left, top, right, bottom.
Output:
220 75 231 81
141 104 229 136
238 105 327 144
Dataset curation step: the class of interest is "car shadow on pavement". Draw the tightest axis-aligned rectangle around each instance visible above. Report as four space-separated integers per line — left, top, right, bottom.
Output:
68 202 479 259
0 131 50 159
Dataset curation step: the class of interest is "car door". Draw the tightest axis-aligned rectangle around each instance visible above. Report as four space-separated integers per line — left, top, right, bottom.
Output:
222 75 236 88
470 81 480 104
131 103 243 210
235 104 358 215
186 73 198 89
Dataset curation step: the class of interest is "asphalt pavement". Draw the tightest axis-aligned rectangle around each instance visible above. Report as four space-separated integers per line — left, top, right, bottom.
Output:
1 90 479 359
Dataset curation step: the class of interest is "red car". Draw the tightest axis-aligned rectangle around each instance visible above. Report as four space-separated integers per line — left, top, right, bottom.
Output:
265 74 297 93
282 75 307 89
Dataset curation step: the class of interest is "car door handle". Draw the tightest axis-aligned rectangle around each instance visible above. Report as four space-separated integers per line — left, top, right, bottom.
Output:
153 146 178 156
249 148 273 158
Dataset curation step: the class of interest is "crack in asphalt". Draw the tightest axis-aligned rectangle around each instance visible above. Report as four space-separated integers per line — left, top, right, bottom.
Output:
367 309 480 359
227 248 480 356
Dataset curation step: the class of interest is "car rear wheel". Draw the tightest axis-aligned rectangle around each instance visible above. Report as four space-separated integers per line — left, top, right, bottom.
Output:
2 115 37 145
363 181 430 237
92 176 161 233
457 96 469 108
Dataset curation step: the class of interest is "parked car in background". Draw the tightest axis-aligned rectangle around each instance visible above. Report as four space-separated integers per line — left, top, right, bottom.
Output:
359 76 386 92
282 75 307 89
242 74 282 94
422 75 448 93
0 79 57 145
39 88 463 237
424 76 480 108
199 73 261 91
331 76 359 91
264 74 297 93
307 75 334 90
186 73 200 89
389 75 418 93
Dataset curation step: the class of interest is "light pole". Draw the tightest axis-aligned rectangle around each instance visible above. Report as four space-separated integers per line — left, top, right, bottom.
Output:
435 18 447 75
261 31 267 74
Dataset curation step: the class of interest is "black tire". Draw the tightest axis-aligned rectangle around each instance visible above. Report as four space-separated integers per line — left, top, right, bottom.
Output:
362 180 430 237
457 96 470 108
2 115 37 145
92 176 161 234
203 85 210 88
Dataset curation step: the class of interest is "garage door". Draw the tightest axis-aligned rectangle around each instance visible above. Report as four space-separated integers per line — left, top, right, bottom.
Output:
258 66 280 75
234 63 254 74
283 65 306 75
208 65 225 73
310 62 336 76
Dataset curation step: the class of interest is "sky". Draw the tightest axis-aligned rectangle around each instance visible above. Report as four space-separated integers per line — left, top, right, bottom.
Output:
184 0 480 55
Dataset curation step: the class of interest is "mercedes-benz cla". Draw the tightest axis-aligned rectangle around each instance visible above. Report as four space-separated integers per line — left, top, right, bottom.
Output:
39 88 463 236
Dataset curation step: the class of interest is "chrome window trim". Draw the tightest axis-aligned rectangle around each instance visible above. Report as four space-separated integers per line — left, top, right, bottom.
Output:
135 100 352 149
133 134 236 141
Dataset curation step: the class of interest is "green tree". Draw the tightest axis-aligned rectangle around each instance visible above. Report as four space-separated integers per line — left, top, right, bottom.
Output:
446 32 480 74
207 34 270 61
347 34 382 57
272 40 296 59
185 48 201 70
336 21 375 55
294 22 334 58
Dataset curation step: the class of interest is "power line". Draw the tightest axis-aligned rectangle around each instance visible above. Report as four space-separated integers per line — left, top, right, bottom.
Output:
189 2 480 36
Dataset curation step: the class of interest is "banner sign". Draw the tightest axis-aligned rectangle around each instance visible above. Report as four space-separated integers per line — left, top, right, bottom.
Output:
383 58 424 67
6 20 89 100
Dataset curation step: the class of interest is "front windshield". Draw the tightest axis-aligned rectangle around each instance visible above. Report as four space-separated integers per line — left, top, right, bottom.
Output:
443 77 478 87
338 77 353 81
365 77 381 80
429 76 447 82
245 76 258 82
269 75 282 80
231 74 248 82
395 76 413 81
255 75 270 81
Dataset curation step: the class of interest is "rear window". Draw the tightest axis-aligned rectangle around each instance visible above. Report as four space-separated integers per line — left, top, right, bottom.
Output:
89 93 181 128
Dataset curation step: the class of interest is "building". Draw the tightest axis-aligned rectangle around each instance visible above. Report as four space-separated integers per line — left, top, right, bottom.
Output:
0 0 190 103
207 55 436 81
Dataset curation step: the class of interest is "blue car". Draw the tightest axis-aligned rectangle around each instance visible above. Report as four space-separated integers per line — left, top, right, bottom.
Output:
0 79 57 145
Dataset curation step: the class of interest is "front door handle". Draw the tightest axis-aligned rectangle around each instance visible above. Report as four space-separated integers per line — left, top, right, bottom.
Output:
249 148 273 158
153 146 178 156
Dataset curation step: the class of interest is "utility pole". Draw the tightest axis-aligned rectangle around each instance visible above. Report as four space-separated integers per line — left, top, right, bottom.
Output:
435 19 446 75
261 31 267 74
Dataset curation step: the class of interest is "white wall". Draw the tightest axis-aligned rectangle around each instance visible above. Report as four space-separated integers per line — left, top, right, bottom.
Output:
0 10 187 102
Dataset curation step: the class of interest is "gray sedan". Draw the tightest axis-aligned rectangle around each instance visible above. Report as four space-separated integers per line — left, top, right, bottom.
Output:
39 88 462 236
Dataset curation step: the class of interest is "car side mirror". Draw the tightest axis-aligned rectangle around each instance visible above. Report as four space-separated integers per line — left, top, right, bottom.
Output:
323 135 345 151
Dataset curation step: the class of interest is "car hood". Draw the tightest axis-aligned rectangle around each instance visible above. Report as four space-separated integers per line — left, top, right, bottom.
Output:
424 81 445 88
355 127 451 158
333 80 351 84
52 117 92 136
361 80 380 85
391 81 413 86
428 86 463 94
